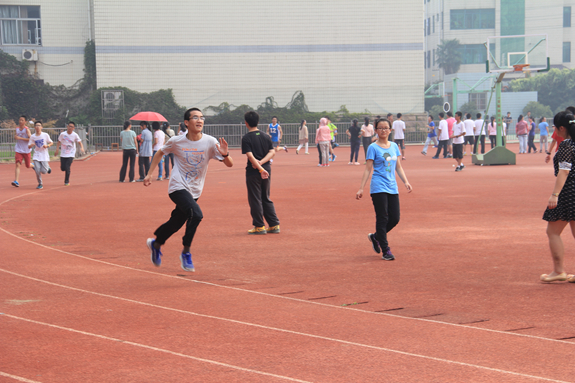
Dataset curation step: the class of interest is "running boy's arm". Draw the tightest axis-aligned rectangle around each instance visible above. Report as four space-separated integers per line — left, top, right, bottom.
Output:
217 137 233 167
15 128 31 141
246 151 269 179
54 136 61 156
143 149 165 186
278 125 282 142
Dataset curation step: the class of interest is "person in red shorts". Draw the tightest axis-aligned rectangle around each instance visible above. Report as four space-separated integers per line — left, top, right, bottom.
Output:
12 115 32 187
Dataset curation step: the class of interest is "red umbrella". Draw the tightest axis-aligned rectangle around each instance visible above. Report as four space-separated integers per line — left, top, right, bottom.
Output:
130 111 168 122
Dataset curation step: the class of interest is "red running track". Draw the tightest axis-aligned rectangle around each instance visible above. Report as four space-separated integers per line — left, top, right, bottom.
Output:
1 146 574 382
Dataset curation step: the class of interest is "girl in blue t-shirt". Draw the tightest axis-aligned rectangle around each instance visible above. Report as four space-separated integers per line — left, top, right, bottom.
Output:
356 118 412 260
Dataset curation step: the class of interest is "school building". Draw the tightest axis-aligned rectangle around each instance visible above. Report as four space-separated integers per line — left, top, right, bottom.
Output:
0 0 425 115
424 0 575 117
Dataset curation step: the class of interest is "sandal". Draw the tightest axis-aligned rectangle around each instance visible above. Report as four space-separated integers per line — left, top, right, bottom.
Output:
540 272 569 282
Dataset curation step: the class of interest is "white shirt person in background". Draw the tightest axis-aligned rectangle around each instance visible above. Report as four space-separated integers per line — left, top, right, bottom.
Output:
54 121 84 186
391 113 406 160
28 121 53 189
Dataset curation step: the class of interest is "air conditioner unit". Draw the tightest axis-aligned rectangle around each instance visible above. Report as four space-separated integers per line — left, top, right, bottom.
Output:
102 91 123 110
103 91 122 101
22 49 38 62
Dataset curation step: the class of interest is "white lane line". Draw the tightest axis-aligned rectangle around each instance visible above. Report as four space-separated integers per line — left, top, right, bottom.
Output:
0 218 572 348
0 314 311 383
0 371 42 383
0 269 569 383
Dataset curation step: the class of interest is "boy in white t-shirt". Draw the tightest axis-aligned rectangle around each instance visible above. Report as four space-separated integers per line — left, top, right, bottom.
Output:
28 121 53 189
473 113 485 154
152 122 165 180
54 121 84 186
391 113 406 159
451 112 466 171
144 108 234 272
463 113 475 156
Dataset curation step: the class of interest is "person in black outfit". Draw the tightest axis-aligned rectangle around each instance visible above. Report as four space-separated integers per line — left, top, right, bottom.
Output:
347 119 362 164
241 111 280 235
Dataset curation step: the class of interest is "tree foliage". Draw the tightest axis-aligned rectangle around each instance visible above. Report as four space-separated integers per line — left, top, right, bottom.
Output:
522 101 553 119
509 68 575 114
459 101 479 118
436 39 462 75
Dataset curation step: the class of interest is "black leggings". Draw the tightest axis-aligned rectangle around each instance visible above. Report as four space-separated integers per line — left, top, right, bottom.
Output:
362 137 372 159
350 141 360 162
60 157 74 184
138 156 150 180
434 140 449 157
371 192 400 250
120 149 136 182
154 190 203 247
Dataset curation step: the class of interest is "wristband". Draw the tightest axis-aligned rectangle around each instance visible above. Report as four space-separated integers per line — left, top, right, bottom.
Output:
259 169 263 173
546 152 551 155
552 193 559 197
222 153 229 157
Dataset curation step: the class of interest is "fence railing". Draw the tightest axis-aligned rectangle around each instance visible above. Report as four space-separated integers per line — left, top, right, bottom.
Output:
3 121 553 160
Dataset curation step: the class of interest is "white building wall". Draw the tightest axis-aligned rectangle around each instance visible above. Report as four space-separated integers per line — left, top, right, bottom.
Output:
0 0 92 87
94 0 424 114
425 0 575 85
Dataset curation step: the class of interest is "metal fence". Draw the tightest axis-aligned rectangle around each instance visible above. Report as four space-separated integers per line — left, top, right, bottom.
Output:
87 122 435 150
0 127 88 161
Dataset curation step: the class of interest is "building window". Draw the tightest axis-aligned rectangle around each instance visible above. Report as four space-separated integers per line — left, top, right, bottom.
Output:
460 44 487 65
469 93 487 111
424 20 426 36
0 5 41 45
563 42 571 63
424 52 427 68
433 49 436 65
441 12 444 30
564 7 571 27
432 17 435 33
450 9 495 30
427 18 431 35
427 50 431 68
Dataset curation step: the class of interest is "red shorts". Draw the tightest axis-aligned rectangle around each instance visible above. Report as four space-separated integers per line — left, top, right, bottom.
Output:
15 152 31 168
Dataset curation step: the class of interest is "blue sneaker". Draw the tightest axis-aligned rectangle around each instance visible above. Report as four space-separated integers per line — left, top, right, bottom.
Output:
180 252 195 272
146 238 162 267
36 184 43 190
11 180 19 187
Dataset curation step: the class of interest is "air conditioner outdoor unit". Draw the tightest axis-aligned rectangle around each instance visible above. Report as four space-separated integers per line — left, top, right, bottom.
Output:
22 49 38 61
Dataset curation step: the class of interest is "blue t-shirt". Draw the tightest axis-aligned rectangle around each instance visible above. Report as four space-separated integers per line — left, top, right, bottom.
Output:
428 121 436 137
269 123 280 142
539 122 549 136
529 122 536 137
366 142 401 195
140 129 153 157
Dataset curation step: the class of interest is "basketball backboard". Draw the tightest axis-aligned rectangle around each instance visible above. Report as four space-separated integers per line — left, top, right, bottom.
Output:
486 34 549 74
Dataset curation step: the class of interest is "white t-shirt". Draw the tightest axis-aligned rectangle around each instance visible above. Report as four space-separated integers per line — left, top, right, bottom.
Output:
178 130 186 136
153 130 165 151
391 120 405 140
464 119 475 136
438 119 449 140
161 133 224 198
29 132 53 162
474 119 484 136
58 131 81 158
452 121 466 144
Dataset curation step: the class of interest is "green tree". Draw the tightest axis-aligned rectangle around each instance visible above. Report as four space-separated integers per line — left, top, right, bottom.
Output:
459 101 479 118
509 68 575 113
436 39 462 75
522 101 553 119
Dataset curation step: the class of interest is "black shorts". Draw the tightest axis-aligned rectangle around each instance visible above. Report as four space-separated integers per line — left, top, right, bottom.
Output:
464 136 475 145
452 143 464 159
394 139 405 149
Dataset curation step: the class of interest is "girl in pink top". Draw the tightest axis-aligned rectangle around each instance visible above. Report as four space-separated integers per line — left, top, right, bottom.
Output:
361 117 375 162
316 118 332 166
515 115 529 154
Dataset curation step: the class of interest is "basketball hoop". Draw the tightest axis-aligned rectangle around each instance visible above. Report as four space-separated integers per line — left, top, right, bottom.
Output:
513 63 530 72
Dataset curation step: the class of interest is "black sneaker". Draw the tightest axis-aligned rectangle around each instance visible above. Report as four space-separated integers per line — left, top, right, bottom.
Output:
47 168 52 174
382 247 395 261
455 166 462 172
368 233 381 254
460 164 465 169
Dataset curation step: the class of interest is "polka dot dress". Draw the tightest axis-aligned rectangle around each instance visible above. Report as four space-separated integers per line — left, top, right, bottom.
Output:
543 139 575 222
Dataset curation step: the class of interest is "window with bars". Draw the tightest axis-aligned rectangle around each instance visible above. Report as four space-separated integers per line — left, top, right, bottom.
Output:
0 5 41 45
450 9 495 30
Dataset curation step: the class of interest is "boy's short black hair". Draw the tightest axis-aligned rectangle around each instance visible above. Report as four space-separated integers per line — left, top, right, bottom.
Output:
386 113 393 118
429 115 433 120
68 121 76 127
476 113 482 119
396 113 402 119
152 121 160 130
447 111 453 117
465 113 471 119
244 111 259 128
184 108 202 121
19 115 27 120
439 112 444 118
